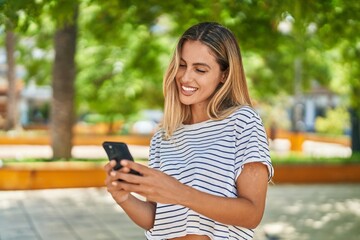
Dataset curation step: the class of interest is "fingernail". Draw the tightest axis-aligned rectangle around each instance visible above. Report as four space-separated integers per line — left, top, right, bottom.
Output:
111 181 117 186
110 171 116 177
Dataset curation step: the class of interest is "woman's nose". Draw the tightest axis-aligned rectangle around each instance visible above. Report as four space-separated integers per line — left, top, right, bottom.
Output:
179 68 192 83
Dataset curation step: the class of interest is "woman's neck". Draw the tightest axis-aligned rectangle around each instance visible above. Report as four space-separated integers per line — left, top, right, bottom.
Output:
189 108 209 124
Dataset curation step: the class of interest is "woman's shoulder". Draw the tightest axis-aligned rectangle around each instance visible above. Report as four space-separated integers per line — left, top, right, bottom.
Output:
151 127 165 140
228 105 261 122
227 106 267 137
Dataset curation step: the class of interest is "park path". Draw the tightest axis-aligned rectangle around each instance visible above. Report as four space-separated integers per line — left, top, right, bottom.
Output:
0 184 359 240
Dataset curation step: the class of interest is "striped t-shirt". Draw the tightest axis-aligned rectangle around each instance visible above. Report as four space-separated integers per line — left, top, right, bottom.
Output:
145 106 274 240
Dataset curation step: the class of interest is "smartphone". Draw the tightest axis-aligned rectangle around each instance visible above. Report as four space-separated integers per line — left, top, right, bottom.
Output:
102 141 141 176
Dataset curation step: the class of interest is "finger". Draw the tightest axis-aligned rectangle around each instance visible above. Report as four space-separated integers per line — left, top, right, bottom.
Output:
106 176 129 190
104 162 112 172
117 171 144 184
118 180 147 194
108 171 124 182
119 166 131 174
104 174 117 186
121 160 150 175
108 170 140 184
104 160 117 174
109 160 117 167
107 181 125 193
104 175 110 185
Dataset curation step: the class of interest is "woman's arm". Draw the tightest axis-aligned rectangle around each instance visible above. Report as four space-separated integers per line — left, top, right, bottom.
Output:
115 160 269 229
104 161 156 230
115 193 156 230
181 162 269 228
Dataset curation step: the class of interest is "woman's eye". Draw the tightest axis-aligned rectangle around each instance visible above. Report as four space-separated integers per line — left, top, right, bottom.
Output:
196 69 206 73
179 64 186 68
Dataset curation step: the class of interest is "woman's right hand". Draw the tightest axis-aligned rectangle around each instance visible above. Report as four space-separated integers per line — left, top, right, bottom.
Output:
104 160 130 204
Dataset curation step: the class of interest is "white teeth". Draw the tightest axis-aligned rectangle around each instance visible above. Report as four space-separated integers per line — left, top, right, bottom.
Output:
182 86 197 91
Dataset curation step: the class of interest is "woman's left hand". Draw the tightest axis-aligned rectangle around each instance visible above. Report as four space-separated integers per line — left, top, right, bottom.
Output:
110 160 188 205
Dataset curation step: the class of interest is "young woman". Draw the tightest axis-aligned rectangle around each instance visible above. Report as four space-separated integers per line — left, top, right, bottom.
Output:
104 22 273 240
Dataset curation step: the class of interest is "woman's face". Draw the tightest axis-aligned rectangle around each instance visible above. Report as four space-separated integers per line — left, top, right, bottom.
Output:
175 40 224 112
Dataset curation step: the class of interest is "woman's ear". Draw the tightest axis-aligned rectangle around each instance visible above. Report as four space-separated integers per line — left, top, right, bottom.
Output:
221 71 228 83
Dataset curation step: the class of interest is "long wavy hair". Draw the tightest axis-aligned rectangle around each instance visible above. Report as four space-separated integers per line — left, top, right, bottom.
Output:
161 22 252 139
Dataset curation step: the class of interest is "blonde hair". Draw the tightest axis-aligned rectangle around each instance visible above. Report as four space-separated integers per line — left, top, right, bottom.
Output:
161 22 252 139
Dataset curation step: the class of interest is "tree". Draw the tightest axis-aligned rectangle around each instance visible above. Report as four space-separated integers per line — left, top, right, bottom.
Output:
50 1 79 159
2 0 359 157
75 1 181 130
315 0 360 154
0 0 40 130
1 0 79 159
4 29 17 130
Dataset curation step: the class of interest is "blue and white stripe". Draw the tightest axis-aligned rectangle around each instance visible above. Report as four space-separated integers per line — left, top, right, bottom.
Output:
145 106 273 240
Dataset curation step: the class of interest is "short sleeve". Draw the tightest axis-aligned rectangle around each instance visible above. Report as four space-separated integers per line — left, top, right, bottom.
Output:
148 130 163 170
234 113 274 181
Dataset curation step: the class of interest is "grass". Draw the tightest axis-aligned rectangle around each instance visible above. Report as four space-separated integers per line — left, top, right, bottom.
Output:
0 157 149 168
271 153 360 165
1 154 359 167
2 158 107 163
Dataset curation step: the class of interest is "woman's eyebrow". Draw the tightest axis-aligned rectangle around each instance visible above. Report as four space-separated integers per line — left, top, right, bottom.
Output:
180 58 211 69
193 63 211 69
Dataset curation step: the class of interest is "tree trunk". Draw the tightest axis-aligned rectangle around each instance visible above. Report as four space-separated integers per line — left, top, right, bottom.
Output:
350 109 360 155
4 30 18 131
350 77 360 156
51 9 78 159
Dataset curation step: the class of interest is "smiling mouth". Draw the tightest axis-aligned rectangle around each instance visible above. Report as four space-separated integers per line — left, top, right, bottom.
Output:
182 85 197 92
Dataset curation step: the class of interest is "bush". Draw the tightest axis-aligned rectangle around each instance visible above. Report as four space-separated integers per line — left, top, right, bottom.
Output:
315 107 350 136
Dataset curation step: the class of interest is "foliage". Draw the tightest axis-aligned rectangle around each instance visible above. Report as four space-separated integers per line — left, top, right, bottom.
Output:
1 158 149 168
2 0 355 115
271 153 360 165
2 157 105 163
2 154 359 166
1 0 360 155
17 32 53 85
76 24 167 120
316 0 360 109
315 107 350 136
0 0 41 30
80 113 123 124
256 95 292 131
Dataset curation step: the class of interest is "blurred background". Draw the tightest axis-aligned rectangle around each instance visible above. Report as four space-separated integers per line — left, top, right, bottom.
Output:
0 0 359 158
0 0 359 240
